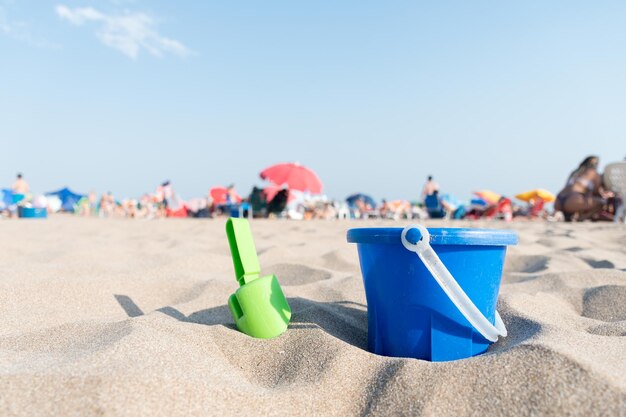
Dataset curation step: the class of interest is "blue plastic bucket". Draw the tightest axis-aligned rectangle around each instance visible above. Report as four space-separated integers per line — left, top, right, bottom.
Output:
18 207 47 219
347 227 517 362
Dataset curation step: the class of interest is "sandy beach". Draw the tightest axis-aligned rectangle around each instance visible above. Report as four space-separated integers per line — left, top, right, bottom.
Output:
0 217 624 416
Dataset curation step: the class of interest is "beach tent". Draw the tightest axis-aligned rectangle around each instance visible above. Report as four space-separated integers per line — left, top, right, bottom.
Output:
346 193 376 208
45 187 84 212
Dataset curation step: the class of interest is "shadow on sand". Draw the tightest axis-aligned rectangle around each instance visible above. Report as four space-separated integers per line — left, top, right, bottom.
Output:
113 294 369 349
113 294 540 354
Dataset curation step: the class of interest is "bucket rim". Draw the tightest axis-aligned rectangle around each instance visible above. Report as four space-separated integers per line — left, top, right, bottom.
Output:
347 227 518 246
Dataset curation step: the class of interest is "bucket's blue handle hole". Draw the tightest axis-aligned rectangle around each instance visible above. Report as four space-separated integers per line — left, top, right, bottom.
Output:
405 228 423 245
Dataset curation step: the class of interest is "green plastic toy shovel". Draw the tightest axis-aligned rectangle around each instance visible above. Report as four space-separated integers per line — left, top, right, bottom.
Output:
226 218 291 338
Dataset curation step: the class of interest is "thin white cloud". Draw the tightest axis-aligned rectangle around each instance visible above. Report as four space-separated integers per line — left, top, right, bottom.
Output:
0 2 61 48
0 12 10 34
55 5 191 59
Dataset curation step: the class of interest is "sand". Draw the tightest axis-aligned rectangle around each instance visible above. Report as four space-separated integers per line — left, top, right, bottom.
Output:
0 217 624 416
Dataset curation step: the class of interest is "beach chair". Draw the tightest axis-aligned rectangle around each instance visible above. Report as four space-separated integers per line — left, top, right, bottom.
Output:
335 201 350 219
483 197 513 221
359 206 380 219
249 187 268 218
424 194 446 219
603 162 626 223
166 206 188 218
267 189 289 217
229 202 251 219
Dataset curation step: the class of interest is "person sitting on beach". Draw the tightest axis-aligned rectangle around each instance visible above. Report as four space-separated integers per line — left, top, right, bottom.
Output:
248 187 268 218
421 175 439 200
226 184 239 205
555 156 613 221
161 181 174 209
12 173 29 196
424 190 450 219
355 198 375 219
379 199 390 219
513 197 546 220
267 189 288 217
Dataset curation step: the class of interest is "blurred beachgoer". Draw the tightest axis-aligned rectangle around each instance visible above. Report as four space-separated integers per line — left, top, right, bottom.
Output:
161 181 173 208
555 156 613 221
113 200 125 217
98 192 115 218
155 185 164 205
12 173 29 204
481 196 513 221
226 184 238 205
76 196 90 217
355 198 374 219
379 199 390 219
12 173 29 194
77 191 97 217
321 202 337 219
421 176 439 200
387 200 412 220
88 191 97 216
424 191 446 219
249 187 268 218
137 194 155 219
499 197 513 222
514 197 547 220
187 196 211 218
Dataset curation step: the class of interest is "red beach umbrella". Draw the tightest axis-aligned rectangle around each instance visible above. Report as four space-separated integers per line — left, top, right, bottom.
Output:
260 162 323 194
210 186 242 205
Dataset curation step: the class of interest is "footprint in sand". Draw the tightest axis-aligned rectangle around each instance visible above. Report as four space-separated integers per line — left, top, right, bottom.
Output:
582 285 626 322
265 263 331 285
565 246 585 252
322 250 359 273
582 259 615 269
586 322 626 337
256 245 275 255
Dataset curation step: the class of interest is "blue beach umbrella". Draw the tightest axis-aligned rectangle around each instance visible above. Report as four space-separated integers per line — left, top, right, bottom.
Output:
45 187 84 212
346 193 377 208
1 189 14 208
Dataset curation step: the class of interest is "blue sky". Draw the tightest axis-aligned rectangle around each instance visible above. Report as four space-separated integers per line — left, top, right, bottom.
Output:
1 1 625 201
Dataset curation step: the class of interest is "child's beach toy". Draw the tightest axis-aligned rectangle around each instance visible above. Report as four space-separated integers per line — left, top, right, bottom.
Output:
18 206 47 219
226 218 291 338
347 224 518 362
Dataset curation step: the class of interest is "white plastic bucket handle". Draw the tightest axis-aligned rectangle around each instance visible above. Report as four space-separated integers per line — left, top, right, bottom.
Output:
401 224 507 343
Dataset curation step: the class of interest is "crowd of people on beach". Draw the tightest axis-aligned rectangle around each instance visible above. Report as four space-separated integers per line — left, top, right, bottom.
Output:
416 155 624 223
1 155 625 222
